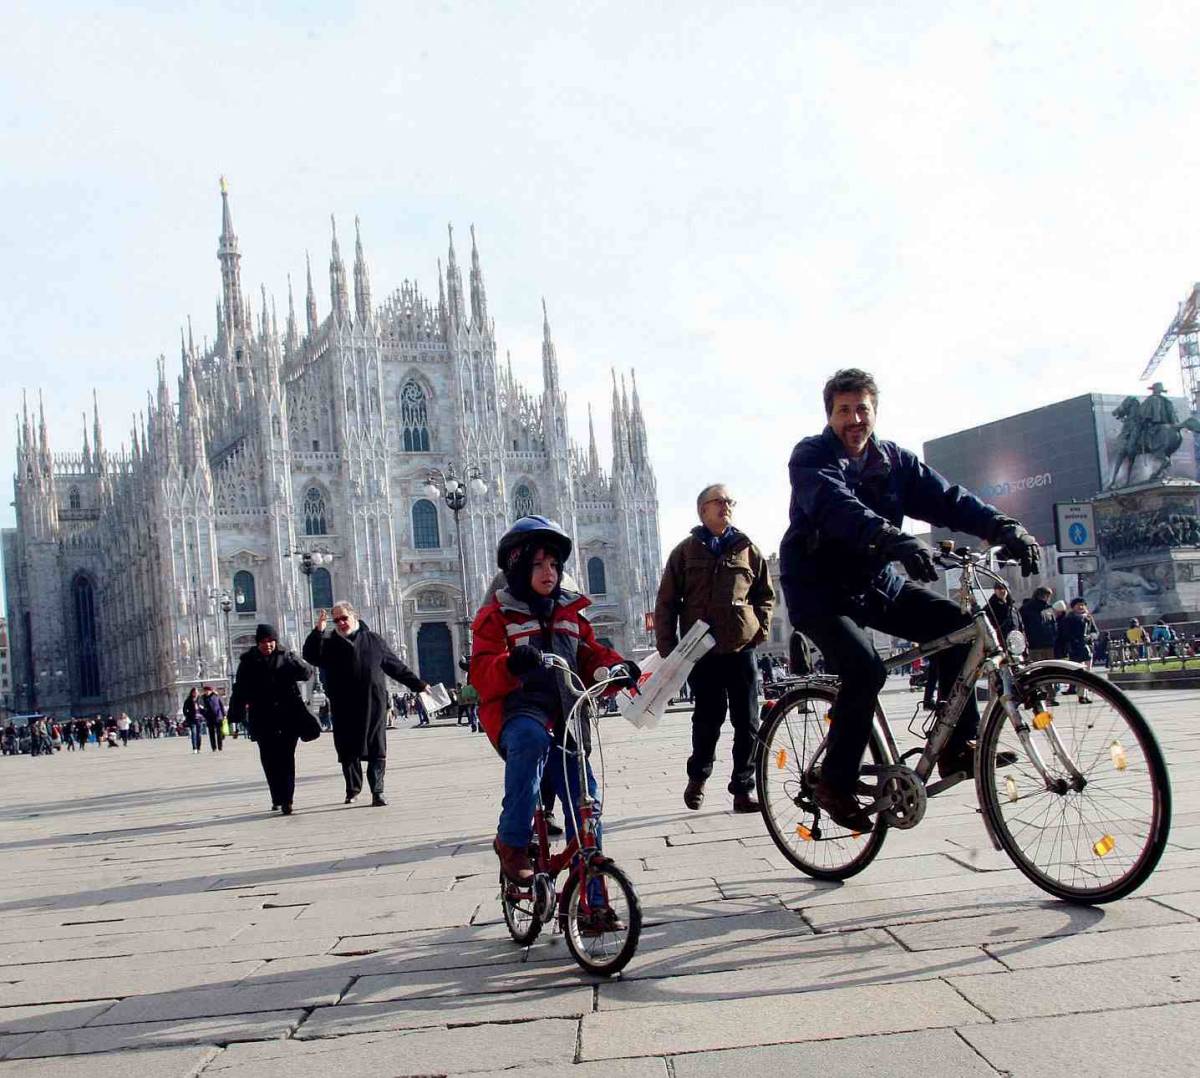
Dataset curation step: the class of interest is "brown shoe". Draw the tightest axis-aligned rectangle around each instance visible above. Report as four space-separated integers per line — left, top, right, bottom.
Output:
683 779 706 810
732 794 760 813
812 780 873 833
493 837 533 883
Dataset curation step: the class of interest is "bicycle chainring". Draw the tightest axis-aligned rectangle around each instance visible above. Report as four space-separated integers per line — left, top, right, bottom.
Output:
879 765 927 830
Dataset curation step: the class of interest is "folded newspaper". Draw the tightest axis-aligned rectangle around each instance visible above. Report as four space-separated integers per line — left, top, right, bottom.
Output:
419 682 452 716
616 620 715 730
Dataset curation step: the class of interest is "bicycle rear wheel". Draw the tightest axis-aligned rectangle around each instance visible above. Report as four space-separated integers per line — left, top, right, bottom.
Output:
499 872 542 946
979 666 1171 904
756 683 889 881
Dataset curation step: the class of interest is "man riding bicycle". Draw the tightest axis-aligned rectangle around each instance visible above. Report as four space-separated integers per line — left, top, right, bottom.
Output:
779 369 1040 833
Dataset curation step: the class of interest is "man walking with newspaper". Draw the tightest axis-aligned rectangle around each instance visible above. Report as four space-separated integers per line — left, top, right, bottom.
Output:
303 601 429 807
655 484 775 813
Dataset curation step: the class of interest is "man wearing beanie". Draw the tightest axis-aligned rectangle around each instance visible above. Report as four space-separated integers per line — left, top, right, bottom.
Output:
228 623 313 814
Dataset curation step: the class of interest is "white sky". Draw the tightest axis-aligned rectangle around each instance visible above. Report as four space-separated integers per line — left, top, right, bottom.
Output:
3 1 1200 605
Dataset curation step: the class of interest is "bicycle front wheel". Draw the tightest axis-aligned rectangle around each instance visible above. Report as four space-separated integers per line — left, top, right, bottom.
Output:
561 860 641 976
756 683 888 881
979 666 1171 904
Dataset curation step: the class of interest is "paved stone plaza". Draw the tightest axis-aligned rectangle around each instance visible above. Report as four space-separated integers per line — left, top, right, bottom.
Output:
1 680 1199 1076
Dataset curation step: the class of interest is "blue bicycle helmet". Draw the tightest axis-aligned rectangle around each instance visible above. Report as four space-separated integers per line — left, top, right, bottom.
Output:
497 515 573 572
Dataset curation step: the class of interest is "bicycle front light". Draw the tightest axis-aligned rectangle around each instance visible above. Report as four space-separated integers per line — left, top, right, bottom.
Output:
1006 630 1027 655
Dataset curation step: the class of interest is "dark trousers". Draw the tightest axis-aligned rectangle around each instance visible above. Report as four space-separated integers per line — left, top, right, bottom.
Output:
795 582 977 792
343 757 385 798
257 729 299 807
686 649 760 794
207 721 224 751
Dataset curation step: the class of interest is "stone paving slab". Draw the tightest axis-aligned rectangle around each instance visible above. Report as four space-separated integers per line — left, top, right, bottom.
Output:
668 1027 997 1077
0 1045 218 1077
988 918 1200 968
6 1009 302 1058
579 978 989 1059
0 1000 117 1034
960 1000 1200 1076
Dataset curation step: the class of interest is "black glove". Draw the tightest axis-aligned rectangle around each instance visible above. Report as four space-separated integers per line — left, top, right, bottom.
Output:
880 528 939 584
611 659 642 690
991 517 1041 577
506 644 542 678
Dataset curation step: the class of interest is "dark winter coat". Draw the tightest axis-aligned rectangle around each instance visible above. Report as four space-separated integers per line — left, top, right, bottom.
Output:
986 593 1022 637
1019 596 1058 650
199 692 226 727
1057 611 1098 664
779 427 1004 619
303 622 424 763
227 646 313 738
182 693 199 727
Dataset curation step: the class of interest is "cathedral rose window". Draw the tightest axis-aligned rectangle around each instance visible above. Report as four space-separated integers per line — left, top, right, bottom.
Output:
401 380 431 452
513 483 536 517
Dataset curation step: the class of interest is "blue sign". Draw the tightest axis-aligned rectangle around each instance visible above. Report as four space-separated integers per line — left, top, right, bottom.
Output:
1068 521 1089 547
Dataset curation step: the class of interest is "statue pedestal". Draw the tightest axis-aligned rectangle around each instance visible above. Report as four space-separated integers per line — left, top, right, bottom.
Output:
1089 479 1200 622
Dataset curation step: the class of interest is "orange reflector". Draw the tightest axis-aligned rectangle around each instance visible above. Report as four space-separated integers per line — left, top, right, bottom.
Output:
775 748 788 769
1033 711 1053 730
825 712 833 725
1093 834 1115 857
796 824 812 841
1110 740 1128 771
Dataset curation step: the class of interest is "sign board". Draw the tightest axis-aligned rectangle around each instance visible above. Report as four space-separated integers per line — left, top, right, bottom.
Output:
1053 502 1097 553
1058 554 1100 575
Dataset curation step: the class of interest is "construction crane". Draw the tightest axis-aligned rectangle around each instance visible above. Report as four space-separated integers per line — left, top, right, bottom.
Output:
1141 282 1200 410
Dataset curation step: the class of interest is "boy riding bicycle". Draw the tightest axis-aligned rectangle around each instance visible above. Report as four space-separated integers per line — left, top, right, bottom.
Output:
470 516 640 921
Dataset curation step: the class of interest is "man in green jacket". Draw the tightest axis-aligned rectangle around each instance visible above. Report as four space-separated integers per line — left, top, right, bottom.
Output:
655 483 775 812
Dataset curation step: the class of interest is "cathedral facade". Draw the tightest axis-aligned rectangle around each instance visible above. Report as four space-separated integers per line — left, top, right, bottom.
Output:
2 184 662 718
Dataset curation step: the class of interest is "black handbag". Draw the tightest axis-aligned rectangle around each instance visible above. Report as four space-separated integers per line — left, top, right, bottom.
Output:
289 698 322 742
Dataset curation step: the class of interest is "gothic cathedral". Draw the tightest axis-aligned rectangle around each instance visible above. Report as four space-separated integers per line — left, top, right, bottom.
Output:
2 183 662 718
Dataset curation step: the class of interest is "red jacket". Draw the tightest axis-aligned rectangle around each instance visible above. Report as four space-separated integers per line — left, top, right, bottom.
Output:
470 585 625 751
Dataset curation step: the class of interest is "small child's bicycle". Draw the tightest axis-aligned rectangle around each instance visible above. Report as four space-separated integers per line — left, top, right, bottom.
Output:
498 654 643 976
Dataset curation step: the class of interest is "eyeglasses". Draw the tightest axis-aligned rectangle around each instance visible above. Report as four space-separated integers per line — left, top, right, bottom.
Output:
332 615 352 625
704 498 737 508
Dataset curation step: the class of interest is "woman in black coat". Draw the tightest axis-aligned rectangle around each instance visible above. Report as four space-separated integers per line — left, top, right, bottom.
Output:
228 624 313 814
303 602 427 807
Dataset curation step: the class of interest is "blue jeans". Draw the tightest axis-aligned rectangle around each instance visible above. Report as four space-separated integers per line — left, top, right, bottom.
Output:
190 724 203 751
497 715 601 852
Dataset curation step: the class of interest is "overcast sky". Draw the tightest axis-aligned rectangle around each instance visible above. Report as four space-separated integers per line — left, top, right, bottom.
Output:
4 1 1199 602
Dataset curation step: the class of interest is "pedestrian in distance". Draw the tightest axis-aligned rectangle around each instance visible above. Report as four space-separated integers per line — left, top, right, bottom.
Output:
200 687 226 751
985 581 1022 638
183 687 203 754
654 483 775 814
116 713 131 747
1058 598 1098 703
303 601 427 808
228 623 313 815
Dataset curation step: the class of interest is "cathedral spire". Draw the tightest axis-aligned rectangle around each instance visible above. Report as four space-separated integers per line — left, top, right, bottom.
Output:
284 273 299 354
305 250 319 337
217 176 245 335
329 215 349 322
445 224 464 330
353 216 372 324
92 389 104 468
469 224 488 329
37 391 52 472
630 368 649 469
611 369 630 474
587 403 600 475
541 297 560 395
82 412 91 470
181 346 208 475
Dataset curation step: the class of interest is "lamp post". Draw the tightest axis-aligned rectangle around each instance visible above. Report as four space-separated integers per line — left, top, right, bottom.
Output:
423 464 489 641
218 591 233 686
285 546 334 624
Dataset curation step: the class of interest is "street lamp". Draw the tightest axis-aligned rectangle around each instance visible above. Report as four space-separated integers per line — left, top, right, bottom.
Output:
423 464 489 634
218 591 233 683
285 546 334 623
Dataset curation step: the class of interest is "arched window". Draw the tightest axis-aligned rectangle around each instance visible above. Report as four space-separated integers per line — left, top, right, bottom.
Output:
72 574 100 697
513 483 536 517
412 499 440 548
233 570 257 613
400 380 431 451
68 486 81 511
303 486 329 536
587 556 607 596
310 567 333 610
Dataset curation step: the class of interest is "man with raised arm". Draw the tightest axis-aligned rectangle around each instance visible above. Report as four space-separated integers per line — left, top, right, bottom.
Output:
780 369 1040 833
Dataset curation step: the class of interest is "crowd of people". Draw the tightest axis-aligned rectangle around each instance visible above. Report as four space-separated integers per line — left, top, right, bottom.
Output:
2 711 188 756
